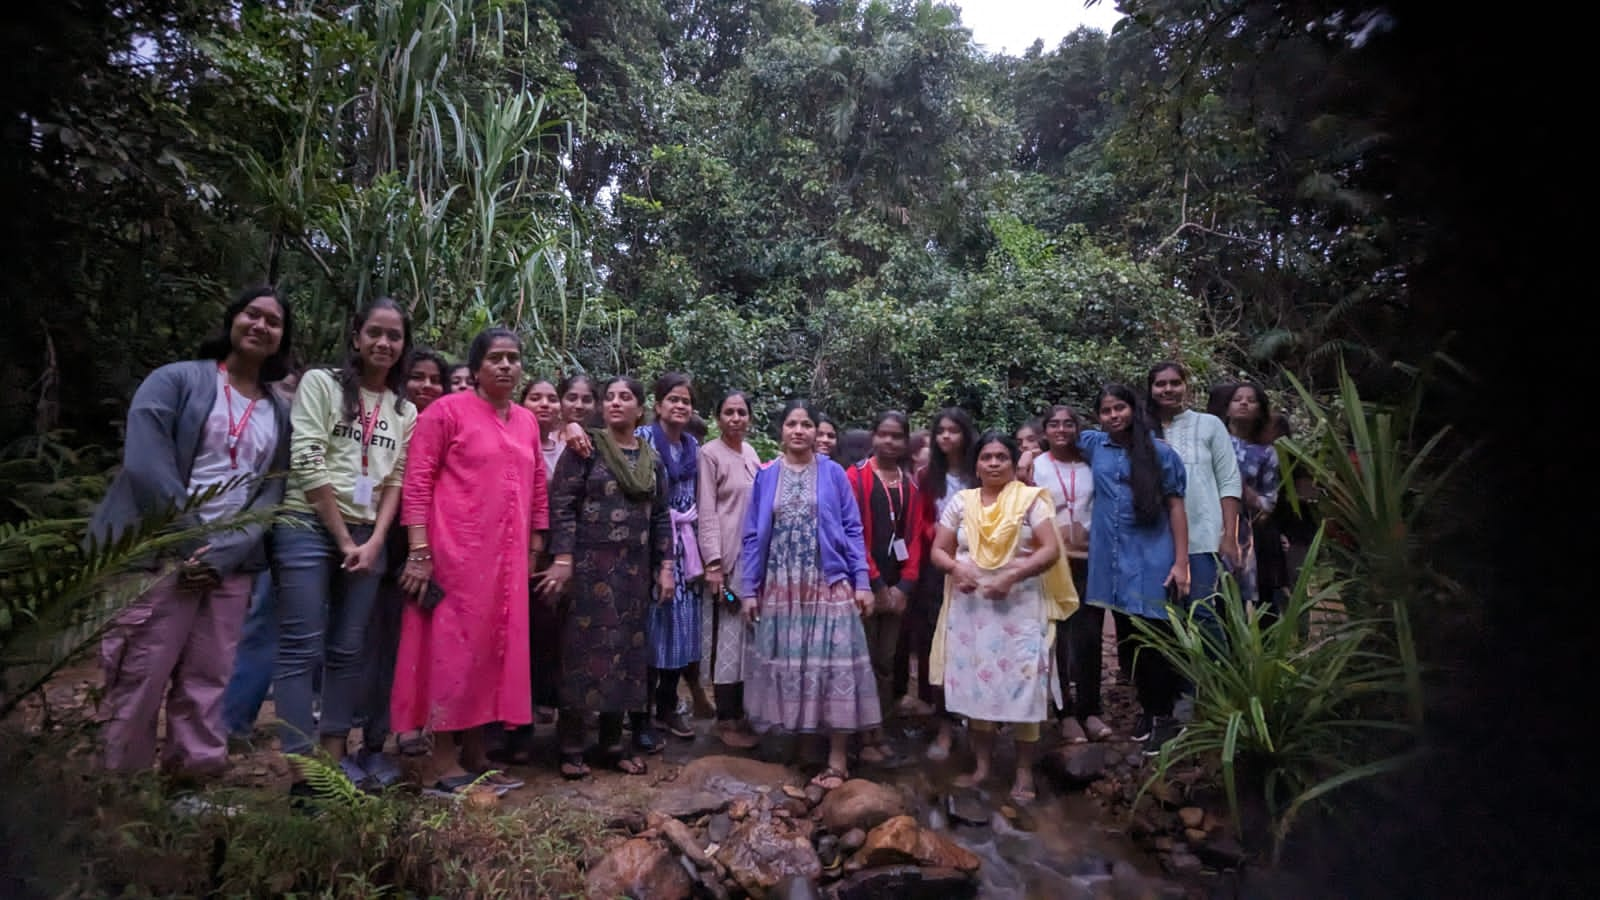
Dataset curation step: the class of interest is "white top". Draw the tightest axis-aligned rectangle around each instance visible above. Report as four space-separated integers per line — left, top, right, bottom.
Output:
541 436 564 478
186 369 279 523
1032 455 1093 533
936 473 971 521
1161 409 1242 554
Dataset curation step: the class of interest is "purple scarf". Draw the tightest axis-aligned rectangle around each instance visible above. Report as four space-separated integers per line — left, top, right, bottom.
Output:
647 422 699 487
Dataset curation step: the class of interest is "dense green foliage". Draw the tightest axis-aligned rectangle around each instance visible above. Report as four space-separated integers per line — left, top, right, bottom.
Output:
3 0 1438 445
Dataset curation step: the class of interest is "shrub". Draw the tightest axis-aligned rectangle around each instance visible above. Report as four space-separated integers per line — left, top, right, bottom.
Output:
1134 529 1422 862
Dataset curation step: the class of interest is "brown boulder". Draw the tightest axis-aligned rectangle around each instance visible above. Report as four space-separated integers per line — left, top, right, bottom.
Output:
849 815 981 874
585 838 694 900
815 779 909 833
715 816 823 898
679 755 801 793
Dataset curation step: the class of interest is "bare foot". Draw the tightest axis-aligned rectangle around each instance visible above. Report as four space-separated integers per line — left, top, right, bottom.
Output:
953 770 986 789
1010 770 1036 803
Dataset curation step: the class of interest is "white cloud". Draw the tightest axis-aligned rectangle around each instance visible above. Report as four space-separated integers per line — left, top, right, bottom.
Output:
955 1 1124 55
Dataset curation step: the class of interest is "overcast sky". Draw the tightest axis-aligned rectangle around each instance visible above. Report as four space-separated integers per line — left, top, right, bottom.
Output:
955 1 1124 55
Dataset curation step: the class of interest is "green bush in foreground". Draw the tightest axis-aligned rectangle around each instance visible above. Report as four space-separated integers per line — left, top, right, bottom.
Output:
1134 530 1422 862
0 734 606 899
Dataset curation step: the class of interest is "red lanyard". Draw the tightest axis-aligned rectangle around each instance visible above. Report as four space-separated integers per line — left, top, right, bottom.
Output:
356 391 383 476
219 364 260 470
1050 461 1077 512
876 469 908 538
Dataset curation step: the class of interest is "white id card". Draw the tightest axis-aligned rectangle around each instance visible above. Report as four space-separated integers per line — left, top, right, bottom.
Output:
352 474 375 508
890 537 909 562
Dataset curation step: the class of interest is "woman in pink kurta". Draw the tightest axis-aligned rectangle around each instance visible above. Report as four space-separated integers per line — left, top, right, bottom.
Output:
393 328 548 795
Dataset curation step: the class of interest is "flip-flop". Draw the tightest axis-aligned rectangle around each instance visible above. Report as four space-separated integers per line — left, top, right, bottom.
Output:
560 752 591 780
600 746 649 775
470 768 525 791
423 774 491 799
809 767 848 791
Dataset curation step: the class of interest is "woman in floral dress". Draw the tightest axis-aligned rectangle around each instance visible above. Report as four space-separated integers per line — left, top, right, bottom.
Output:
928 432 1076 803
739 400 878 789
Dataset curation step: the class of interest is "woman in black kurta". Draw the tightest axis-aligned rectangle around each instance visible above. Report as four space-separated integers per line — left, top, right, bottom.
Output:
545 376 672 777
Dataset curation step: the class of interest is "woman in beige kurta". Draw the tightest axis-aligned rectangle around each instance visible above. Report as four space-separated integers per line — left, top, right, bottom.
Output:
696 390 763 748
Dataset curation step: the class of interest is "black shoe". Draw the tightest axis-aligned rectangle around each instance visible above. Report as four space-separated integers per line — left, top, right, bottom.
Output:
1142 716 1184 757
633 728 666 755
1131 713 1154 743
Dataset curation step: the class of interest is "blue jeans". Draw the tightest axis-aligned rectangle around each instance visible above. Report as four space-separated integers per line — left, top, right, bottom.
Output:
272 514 384 756
221 571 277 737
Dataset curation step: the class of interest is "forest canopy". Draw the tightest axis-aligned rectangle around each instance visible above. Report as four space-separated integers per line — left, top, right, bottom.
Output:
1 0 1445 444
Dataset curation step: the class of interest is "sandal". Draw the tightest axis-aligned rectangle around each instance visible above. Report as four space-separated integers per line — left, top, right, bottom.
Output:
601 747 648 775
859 743 907 768
397 732 430 757
1009 786 1037 806
471 768 525 791
614 755 648 775
423 773 490 799
560 752 591 781
809 767 848 791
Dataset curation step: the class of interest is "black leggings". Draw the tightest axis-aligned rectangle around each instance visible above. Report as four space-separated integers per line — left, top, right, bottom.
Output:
714 682 746 722
1055 560 1105 719
1123 614 1180 717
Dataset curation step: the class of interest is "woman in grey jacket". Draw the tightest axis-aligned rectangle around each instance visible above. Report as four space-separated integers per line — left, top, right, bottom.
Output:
92 285 294 778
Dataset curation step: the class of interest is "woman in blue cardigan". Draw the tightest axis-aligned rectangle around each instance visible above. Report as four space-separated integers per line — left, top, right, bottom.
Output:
739 399 878 790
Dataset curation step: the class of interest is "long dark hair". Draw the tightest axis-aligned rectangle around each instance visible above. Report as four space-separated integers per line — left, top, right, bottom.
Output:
197 285 296 383
1224 381 1273 444
1097 383 1164 525
925 407 976 498
337 297 412 420
1205 381 1238 421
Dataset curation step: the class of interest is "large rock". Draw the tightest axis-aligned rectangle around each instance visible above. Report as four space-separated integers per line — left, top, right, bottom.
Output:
849 815 981 874
827 866 979 900
814 779 909 833
657 756 804 819
585 838 694 900
679 755 801 793
715 816 823 898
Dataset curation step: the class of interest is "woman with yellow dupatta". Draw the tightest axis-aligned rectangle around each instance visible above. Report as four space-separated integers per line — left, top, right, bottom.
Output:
929 431 1077 803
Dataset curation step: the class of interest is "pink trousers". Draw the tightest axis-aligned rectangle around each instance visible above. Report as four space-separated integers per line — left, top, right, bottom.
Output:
99 572 252 776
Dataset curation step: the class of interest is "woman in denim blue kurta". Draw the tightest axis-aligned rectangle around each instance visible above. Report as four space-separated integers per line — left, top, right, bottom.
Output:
1077 384 1191 753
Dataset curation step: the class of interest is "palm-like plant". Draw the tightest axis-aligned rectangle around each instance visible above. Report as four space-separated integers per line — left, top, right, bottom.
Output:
1275 359 1470 726
0 476 282 716
1135 529 1421 862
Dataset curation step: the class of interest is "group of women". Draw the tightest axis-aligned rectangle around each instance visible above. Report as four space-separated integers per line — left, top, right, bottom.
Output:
91 286 1287 805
